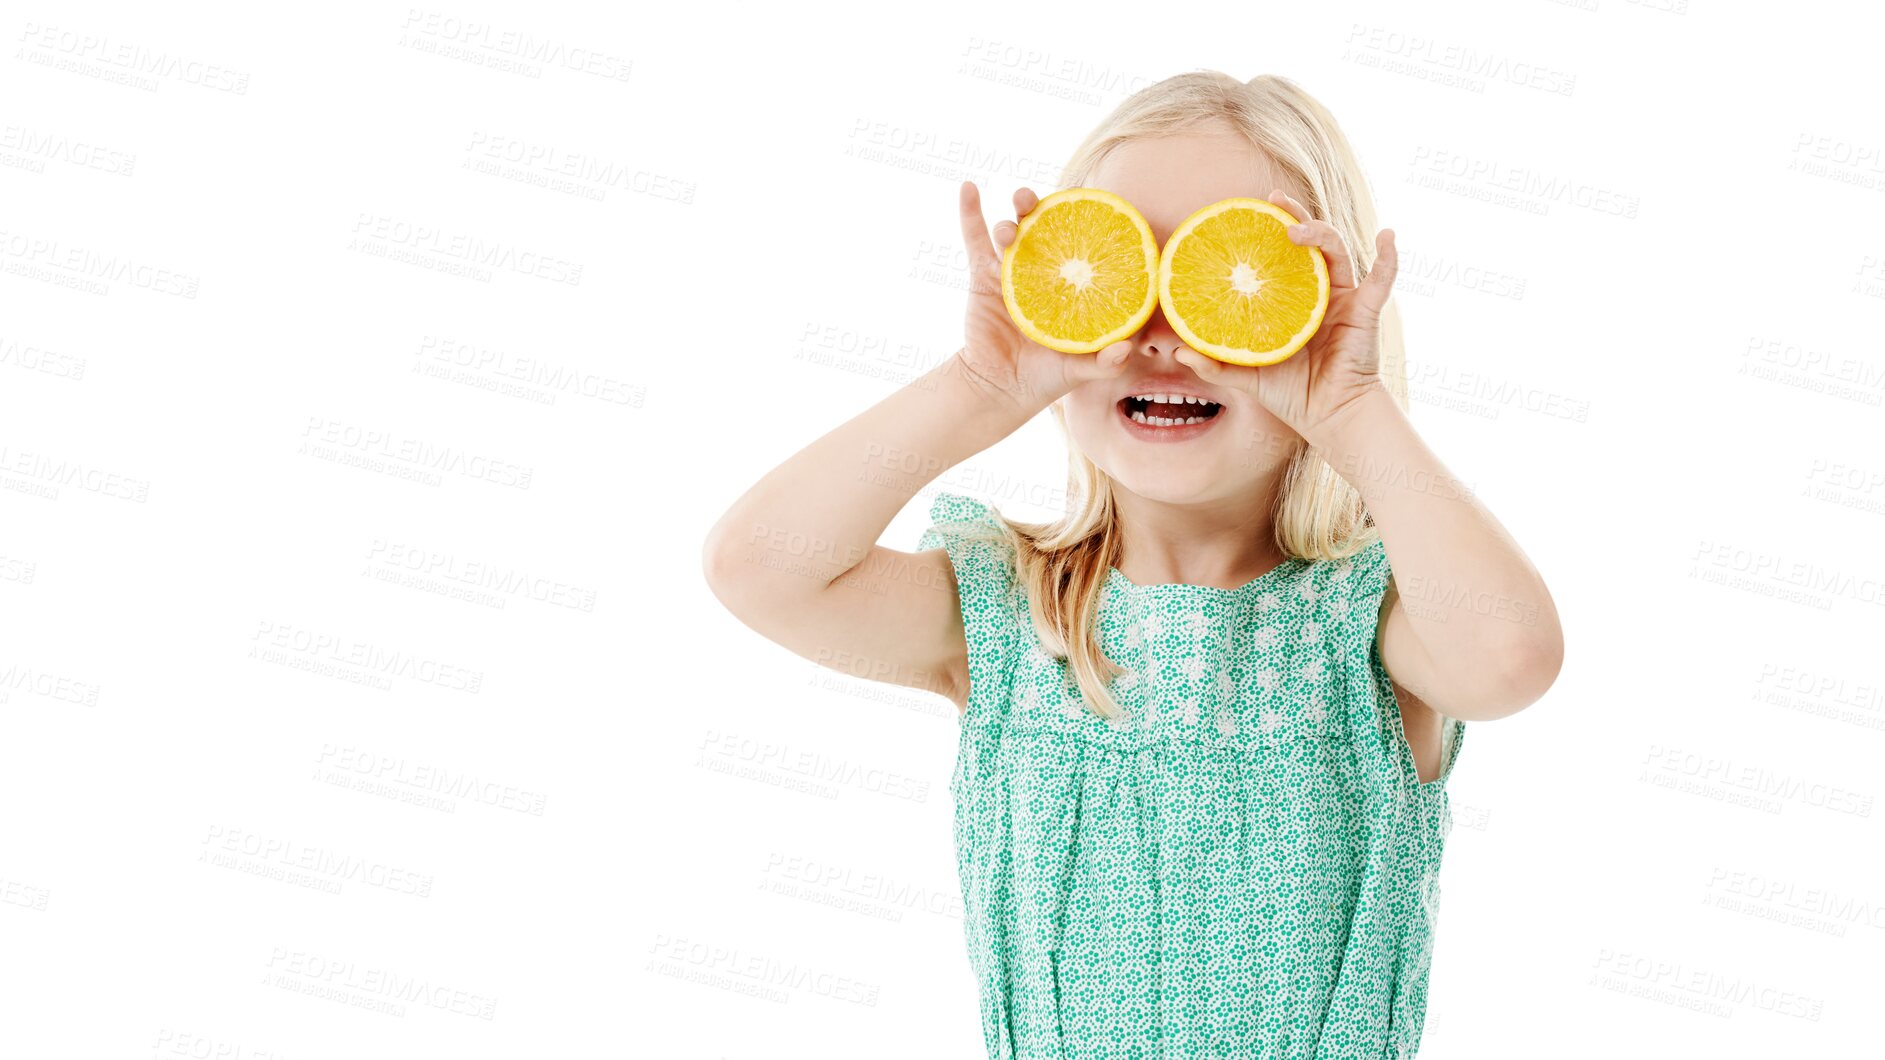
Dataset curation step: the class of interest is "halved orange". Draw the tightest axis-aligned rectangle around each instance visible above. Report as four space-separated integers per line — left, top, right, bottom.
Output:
1000 188 1159 355
1158 198 1330 366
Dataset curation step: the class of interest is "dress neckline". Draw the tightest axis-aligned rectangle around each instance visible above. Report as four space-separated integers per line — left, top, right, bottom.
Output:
1106 555 1307 596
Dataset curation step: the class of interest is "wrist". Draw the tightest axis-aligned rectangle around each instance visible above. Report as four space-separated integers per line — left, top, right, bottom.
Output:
941 349 1058 422
934 350 1047 439
1300 382 1402 457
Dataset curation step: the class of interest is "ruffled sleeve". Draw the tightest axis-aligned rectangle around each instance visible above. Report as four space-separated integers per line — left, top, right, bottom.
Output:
1343 536 1395 655
1343 536 1465 789
917 491 1024 727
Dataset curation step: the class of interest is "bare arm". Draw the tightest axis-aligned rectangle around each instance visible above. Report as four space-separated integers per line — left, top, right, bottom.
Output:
1309 386 1565 722
701 352 1034 708
702 182 1135 711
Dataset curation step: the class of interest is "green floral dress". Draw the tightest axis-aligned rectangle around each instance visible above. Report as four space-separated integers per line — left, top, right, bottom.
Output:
918 491 1465 1060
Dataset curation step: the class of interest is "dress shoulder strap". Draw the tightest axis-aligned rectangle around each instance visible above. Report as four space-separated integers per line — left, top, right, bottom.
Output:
917 492 1024 724
1335 533 1468 789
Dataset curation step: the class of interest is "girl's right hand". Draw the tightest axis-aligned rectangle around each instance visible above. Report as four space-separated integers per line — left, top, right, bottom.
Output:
955 181 1133 414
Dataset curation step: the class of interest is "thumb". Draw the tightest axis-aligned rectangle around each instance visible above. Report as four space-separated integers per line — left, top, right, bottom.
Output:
1172 347 1232 386
1065 340 1134 383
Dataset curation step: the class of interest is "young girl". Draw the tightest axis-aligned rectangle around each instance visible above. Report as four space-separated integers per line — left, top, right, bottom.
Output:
704 70 1563 1059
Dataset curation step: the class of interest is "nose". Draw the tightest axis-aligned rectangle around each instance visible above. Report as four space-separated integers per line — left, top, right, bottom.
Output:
1130 304 1187 360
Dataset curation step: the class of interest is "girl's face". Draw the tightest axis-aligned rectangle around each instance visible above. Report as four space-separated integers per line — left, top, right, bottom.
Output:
1058 124 1312 505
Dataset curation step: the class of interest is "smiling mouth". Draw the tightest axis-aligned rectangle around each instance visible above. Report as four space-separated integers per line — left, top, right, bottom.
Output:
1118 394 1224 427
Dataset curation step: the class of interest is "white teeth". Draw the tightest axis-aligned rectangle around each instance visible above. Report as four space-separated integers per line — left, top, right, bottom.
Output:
1124 391 1220 428
1130 393 1218 406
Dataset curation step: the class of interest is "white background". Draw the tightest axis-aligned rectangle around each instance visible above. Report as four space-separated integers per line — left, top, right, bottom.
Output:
3 0 1882 1057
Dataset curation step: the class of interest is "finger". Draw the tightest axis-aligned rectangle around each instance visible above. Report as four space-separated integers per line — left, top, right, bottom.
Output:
1172 347 1236 387
995 187 1041 251
1269 188 1315 225
1268 188 1355 290
1286 218 1356 290
1355 228 1398 317
959 181 1001 279
1058 340 1131 387
1065 339 1134 382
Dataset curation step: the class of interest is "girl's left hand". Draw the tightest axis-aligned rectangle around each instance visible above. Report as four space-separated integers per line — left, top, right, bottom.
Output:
1173 188 1399 443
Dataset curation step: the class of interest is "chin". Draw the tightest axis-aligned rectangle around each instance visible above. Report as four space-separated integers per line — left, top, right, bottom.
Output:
1106 460 1229 504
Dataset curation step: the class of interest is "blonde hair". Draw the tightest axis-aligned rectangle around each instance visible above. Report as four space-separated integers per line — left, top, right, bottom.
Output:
985 70 1410 721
